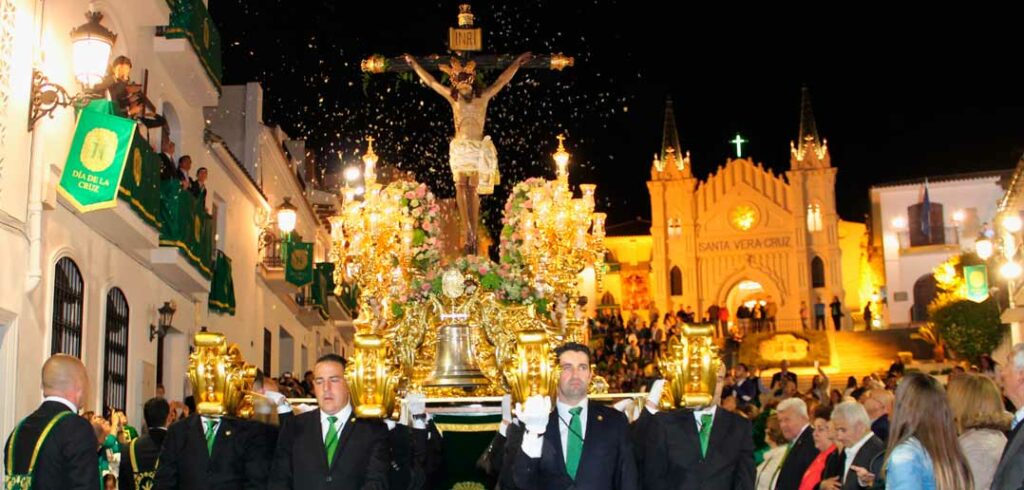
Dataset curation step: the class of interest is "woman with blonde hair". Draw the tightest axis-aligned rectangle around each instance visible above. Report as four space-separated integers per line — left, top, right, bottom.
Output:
948 373 1011 490
877 371 973 489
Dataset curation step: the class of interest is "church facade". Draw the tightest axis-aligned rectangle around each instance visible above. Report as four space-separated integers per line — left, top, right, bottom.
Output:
595 89 867 331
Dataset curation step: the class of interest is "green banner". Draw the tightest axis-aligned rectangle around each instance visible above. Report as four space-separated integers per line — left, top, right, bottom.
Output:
311 265 329 319
209 252 236 315
285 242 314 286
965 264 990 303
316 262 336 297
163 0 222 88
118 129 162 229
158 180 213 278
58 101 137 212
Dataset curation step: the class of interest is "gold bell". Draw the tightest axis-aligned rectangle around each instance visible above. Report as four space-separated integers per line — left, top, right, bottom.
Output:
424 324 490 389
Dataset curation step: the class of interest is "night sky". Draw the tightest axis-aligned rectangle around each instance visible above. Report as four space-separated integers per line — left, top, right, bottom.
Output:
210 1 1024 229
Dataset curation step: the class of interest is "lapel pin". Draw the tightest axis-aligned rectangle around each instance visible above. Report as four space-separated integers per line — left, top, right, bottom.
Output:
225 430 232 436
597 415 603 421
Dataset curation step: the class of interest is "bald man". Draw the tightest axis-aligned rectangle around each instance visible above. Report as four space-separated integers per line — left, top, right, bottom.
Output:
4 354 99 489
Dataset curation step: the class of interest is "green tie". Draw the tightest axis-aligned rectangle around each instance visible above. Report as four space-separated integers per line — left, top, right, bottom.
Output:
698 413 713 457
566 407 584 479
204 419 217 456
324 416 340 466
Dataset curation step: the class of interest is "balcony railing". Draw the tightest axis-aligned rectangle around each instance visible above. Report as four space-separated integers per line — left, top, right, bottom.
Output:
160 0 223 89
897 226 961 251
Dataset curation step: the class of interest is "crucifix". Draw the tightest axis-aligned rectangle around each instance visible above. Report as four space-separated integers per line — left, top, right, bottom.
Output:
731 133 748 158
361 4 574 256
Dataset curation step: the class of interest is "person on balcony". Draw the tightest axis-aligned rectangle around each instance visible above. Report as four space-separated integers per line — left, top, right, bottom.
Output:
177 156 194 192
190 167 208 207
159 140 177 181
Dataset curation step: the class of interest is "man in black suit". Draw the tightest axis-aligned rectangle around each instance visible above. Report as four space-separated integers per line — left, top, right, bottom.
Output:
640 366 754 490
3 354 99 489
503 342 639 490
159 140 177 181
774 397 820 489
769 360 798 394
177 156 194 191
154 392 268 489
119 397 173 490
268 353 390 489
733 364 760 409
818 402 884 490
860 388 892 444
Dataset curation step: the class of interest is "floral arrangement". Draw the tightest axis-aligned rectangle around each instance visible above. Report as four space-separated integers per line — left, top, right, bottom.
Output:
391 181 441 273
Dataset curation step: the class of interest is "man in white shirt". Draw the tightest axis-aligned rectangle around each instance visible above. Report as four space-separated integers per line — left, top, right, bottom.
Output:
507 342 638 490
268 353 390 490
820 401 884 490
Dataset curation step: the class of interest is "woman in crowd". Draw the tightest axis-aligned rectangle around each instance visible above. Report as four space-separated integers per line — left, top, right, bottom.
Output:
948 373 1011 490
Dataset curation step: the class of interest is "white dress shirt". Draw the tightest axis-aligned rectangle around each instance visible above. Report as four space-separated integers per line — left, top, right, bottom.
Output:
1013 406 1024 430
42 395 78 413
321 403 353 442
843 431 875 482
200 415 222 439
692 405 717 432
555 398 588 462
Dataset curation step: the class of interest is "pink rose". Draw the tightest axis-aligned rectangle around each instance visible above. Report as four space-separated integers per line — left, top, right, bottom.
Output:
416 186 427 199
423 222 432 232
421 283 431 291
523 200 532 209
511 233 520 242
478 266 488 275
405 191 415 199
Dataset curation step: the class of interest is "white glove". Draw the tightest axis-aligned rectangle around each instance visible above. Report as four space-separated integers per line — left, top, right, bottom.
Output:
264 390 293 415
501 394 513 423
407 392 427 429
499 394 513 437
407 392 427 417
514 395 550 459
513 395 551 435
646 379 666 413
612 398 635 414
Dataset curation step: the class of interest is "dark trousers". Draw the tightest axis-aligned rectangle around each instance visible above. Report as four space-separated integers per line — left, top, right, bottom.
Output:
815 316 826 330
832 315 842 331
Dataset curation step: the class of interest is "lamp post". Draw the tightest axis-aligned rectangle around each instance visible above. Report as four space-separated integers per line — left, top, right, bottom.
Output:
150 301 177 341
29 8 117 129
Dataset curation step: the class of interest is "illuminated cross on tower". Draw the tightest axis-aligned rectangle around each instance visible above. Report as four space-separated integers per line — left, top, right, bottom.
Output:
731 133 748 158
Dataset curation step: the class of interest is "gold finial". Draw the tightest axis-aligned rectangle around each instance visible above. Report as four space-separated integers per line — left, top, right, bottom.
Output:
457 4 475 27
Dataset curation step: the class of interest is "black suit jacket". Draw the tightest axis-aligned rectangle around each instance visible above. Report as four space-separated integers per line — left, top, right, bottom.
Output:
775 426 819 490
3 401 98 490
268 409 390 490
769 371 798 391
641 408 754 490
387 422 443 490
154 414 267 490
504 400 639 490
734 378 760 407
822 435 885 490
870 415 889 444
159 153 177 181
119 428 167 490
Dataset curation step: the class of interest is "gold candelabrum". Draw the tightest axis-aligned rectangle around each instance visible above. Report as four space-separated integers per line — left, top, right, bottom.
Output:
657 324 722 409
330 135 611 415
188 330 257 418
328 138 416 418
518 135 606 342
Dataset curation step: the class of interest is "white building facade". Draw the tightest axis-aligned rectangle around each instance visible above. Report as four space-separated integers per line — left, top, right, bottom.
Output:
870 171 1010 326
0 0 350 464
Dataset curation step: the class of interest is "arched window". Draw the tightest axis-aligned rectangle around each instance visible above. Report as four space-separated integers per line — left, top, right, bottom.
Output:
811 256 826 288
670 266 683 296
103 288 130 412
807 204 823 232
52 258 84 356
